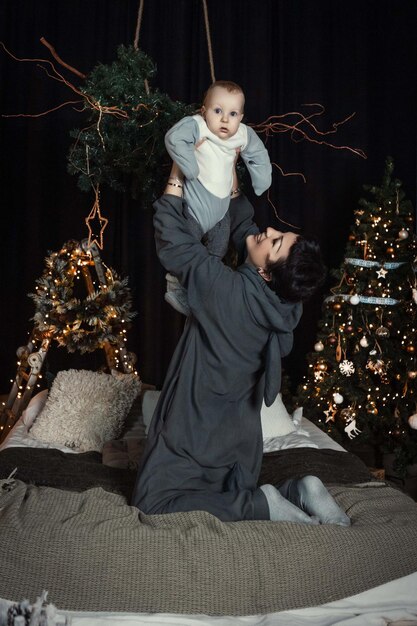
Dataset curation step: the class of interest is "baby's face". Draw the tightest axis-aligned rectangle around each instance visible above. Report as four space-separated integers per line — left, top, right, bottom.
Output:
202 86 244 140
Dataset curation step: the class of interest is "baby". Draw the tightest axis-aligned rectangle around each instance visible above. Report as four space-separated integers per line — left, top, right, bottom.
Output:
164 80 272 315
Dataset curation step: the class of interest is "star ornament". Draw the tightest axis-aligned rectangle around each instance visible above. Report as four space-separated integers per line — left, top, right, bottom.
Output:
324 405 337 423
85 201 109 250
376 267 388 279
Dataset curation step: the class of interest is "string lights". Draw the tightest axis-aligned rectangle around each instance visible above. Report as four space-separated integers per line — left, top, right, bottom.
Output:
295 158 417 477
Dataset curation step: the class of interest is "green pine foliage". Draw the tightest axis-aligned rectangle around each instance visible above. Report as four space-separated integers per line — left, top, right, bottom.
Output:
295 157 417 476
67 45 195 205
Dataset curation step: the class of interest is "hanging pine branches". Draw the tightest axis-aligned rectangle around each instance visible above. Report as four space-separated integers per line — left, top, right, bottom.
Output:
67 45 195 204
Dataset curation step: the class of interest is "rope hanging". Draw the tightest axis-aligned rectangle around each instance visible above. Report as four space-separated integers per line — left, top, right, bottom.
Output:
201 0 216 83
134 0 216 88
133 0 150 95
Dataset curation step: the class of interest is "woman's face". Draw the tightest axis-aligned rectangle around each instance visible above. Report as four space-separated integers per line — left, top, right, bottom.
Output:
246 228 298 269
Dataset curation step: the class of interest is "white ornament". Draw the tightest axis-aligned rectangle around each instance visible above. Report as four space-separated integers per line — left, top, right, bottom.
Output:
398 228 409 240
376 267 388 279
344 418 361 439
339 360 355 376
333 392 344 404
350 294 360 305
408 414 417 430
314 341 324 352
359 335 369 348
412 288 417 305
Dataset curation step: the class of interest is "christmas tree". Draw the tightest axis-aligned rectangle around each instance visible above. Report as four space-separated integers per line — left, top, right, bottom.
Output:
295 157 417 476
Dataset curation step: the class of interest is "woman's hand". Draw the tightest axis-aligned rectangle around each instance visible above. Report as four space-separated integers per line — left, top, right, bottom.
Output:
164 161 184 197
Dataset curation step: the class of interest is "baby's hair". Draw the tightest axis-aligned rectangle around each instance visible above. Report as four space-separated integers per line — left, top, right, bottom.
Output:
202 80 245 110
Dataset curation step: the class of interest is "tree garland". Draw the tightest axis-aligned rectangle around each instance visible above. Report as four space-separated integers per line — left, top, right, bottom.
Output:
29 240 136 353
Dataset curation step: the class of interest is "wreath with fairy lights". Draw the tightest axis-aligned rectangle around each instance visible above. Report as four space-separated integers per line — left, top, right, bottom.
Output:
29 240 136 353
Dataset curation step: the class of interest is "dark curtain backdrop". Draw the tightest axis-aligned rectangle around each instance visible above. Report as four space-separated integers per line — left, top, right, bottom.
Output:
0 0 416 394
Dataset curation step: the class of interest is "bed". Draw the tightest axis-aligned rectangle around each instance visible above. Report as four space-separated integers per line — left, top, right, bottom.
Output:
0 370 417 626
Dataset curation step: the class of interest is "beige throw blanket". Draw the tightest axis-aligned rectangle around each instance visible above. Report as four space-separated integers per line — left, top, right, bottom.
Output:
1 477 417 615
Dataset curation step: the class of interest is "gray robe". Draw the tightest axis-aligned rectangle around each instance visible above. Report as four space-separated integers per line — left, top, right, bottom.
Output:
131 195 302 521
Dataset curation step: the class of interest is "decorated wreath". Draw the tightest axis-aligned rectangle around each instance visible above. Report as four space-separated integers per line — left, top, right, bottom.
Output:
67 45 196 205
29 240 136 353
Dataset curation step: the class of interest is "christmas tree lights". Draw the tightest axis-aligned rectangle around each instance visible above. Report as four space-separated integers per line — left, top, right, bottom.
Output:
296 157 417 476
29 240 136 356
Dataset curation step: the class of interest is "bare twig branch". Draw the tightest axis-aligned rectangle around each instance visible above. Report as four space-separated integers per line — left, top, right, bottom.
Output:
40 37 86 79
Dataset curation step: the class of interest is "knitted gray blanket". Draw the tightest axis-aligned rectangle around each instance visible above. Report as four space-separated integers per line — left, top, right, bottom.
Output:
1 477 417 615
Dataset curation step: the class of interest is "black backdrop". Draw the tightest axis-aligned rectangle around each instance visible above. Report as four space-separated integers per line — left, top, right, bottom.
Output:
0 0 416 394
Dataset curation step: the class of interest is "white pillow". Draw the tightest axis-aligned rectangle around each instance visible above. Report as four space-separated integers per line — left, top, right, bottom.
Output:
142 390 161 434
262 407 319 453
21 389 49 428
29 369 141 452
141 391 297 440
260 393 297 438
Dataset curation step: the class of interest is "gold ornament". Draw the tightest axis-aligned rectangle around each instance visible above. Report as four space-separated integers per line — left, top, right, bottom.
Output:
340 407 355 421
313 360 328 382
375 325 390 338
366 402 378 415
336 334 342 362
324 404 337 423
407 371 417 379
85 186 109 250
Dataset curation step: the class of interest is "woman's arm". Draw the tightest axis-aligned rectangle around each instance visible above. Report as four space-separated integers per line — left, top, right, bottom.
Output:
164 161 184 198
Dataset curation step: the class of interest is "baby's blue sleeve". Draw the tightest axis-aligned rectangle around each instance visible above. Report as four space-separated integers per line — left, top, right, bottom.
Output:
165 117 200 180
240 126 272 196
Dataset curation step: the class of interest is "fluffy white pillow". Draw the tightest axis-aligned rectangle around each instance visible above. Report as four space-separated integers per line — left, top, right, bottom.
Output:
29 369 141 452
260 393 297 438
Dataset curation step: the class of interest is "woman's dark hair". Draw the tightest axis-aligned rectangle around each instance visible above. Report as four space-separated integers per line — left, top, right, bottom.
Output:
266 236 327 303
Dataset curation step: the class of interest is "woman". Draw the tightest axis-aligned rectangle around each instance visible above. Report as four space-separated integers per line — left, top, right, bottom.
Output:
131 167 349 526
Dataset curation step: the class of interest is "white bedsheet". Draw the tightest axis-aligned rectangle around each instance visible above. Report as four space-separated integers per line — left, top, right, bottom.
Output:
2 572 415 625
